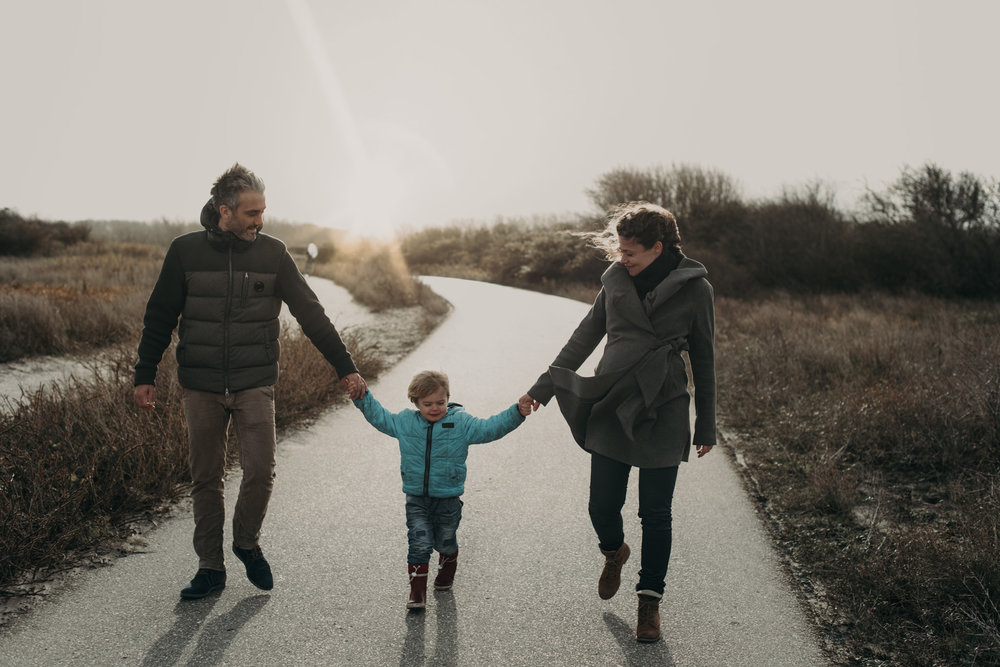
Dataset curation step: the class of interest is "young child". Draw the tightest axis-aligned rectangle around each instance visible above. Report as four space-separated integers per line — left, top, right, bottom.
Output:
353 370 531 610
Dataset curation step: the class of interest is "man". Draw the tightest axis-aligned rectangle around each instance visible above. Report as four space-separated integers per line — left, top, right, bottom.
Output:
133 163 367 599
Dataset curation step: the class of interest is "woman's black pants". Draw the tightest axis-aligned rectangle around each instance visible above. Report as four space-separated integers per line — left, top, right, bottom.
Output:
588 451 679 595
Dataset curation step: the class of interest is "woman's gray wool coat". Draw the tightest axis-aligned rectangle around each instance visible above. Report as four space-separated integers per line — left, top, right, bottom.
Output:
528 257 716 468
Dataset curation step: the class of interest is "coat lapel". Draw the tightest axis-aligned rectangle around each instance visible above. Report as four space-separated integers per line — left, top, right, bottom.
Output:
602 264 655 334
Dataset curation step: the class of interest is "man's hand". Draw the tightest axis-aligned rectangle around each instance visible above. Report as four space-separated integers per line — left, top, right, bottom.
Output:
696 444 713 458
341 373 367 400
134 384 156 410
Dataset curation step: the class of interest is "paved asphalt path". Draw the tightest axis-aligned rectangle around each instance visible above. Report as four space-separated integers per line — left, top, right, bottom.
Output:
0 277 826 666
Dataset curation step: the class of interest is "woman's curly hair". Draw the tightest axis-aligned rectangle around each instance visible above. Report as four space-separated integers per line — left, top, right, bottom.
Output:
584 201 682 261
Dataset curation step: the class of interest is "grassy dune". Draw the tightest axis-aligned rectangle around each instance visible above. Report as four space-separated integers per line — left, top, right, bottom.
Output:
716 293 1000 665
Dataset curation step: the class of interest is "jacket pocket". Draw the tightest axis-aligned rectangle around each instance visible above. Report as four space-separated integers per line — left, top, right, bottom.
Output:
240 272 249 308
447 462 467 484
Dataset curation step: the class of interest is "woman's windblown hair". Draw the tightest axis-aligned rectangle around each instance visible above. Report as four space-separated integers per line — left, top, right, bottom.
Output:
583 201 682 261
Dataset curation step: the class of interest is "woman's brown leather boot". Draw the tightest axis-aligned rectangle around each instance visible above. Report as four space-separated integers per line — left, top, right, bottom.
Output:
598 542 630 599
636 591 662 642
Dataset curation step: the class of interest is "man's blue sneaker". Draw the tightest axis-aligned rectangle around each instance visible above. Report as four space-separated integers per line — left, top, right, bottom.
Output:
180 568 226 599
232 545 274 590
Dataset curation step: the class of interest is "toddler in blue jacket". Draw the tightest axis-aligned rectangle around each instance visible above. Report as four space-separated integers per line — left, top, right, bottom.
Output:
353 370 531 610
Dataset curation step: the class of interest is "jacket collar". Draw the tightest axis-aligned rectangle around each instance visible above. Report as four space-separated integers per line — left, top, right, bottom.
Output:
601 255 708 326
200 198 257 252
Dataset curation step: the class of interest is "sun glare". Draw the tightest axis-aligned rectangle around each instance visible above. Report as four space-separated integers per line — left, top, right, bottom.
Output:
338 120 457 239
286 0 456 239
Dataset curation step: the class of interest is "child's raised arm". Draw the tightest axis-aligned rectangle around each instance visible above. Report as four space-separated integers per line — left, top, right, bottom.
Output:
353 392 404 438
459 403 526 445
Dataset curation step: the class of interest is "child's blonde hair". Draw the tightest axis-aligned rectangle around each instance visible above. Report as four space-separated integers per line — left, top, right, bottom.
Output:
407 370 450 405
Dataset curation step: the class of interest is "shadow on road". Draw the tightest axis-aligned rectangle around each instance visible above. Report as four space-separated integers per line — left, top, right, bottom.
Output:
434 590 458 663
604 612 675 666
399 589 459 666
140 594 269 667
399 611 425 666
141 596 219 667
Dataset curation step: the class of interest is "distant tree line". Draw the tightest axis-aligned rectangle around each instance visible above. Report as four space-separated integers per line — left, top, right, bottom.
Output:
401 163 1000 298
6 162 999 298
0 208 90 256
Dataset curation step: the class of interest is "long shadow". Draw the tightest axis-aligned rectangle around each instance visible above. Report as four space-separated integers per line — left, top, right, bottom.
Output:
433 589 458 664
398 590 460 666
184 594 270 666
399 609 426 667
603 612 674 667
141 596 220 667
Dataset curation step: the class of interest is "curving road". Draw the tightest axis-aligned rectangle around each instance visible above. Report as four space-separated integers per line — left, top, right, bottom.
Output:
0 277 826 666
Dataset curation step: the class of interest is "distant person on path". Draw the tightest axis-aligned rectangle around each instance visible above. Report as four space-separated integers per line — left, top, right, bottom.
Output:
353 370 530 610
518 202 716 643
133 163 368 599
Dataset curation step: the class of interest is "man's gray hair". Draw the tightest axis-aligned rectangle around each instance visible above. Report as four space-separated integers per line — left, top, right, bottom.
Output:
210 163 265 212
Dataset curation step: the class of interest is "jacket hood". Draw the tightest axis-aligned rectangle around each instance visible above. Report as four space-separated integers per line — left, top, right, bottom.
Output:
200 198 256 252
602 255 708 313
200 198 221 230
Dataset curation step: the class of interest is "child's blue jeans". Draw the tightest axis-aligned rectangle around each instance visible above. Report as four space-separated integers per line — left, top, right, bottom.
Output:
404 495 463 564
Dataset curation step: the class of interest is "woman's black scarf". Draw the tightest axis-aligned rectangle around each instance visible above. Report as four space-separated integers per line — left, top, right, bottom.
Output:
631 248 682 299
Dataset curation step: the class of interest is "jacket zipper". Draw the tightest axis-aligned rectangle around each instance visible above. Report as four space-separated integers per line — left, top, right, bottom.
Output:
223 248 233 396
423 424 433 496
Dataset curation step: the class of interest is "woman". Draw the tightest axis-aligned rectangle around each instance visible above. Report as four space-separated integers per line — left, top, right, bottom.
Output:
519 201 716 643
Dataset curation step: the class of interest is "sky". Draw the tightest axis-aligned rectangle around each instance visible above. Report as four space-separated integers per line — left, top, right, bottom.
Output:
2 0 999 238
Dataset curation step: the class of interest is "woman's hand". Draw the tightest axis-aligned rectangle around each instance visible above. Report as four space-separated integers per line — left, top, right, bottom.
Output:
695 444 713 458
518 393 540 413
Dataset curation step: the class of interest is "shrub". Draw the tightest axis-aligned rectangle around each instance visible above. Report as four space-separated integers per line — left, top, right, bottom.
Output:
0 326 387 588
0 210 90 257
311 240 418 311
860 163 1000 297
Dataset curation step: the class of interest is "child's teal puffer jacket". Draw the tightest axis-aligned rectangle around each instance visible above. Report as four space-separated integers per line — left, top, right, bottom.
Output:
354 392 525 497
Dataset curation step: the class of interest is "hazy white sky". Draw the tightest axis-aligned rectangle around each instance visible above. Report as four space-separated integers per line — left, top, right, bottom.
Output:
2 0 998 237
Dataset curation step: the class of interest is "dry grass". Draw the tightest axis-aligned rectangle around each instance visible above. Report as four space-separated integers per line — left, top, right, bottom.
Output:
0 242 161 361
716 293 1000 665
0 329 387 592
310 239 450 317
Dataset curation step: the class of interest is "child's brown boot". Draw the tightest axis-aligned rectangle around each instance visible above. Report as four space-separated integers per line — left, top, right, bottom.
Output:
636 590 662 642
407 563 428 610
433 549 459 590
598 542 630 599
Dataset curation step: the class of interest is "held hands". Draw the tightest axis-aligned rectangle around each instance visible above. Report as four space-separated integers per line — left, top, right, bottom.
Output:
341 373 367 400
518 393 540 416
